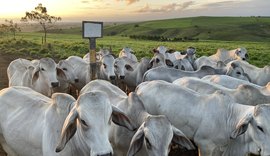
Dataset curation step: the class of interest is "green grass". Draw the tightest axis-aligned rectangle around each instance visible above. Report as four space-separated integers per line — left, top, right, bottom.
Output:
103 16 270 41
0 31 269 67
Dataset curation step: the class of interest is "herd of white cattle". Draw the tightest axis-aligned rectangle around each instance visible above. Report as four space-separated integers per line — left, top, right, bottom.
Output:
0 45 270 156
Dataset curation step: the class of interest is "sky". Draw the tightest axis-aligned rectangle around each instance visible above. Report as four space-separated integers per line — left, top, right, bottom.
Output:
0 0 269 22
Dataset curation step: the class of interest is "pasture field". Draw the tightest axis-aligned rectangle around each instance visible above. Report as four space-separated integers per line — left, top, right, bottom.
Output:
0 31 269 67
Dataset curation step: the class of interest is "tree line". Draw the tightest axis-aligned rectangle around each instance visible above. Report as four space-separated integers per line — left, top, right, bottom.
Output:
129 35 199 42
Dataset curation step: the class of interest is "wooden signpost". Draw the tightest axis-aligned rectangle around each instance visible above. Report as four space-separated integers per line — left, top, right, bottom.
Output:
82 21 103 79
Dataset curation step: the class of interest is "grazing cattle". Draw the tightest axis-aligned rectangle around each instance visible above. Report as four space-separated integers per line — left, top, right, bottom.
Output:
136 80 270 156
65 56 91 90
7 58 65 97
194 56 226 70
83 48 111 62
119 47 138 62
144 61 250 83
208 47 248 63
173 77 270 105
0 86 134 156
80 80 195 156
227 60 270 86
53 60 79 93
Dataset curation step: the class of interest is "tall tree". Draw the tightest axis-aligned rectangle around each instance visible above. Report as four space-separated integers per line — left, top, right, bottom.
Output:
21 3 61 44
5 20 21 39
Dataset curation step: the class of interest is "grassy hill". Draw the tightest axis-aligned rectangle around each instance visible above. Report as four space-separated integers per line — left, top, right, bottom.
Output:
103 16 270 41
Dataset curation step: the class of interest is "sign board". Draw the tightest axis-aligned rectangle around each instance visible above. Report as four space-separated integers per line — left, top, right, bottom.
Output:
82 21 103 38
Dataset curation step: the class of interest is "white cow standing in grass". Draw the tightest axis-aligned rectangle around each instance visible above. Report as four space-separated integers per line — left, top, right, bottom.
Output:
0 86 134 156
7 58 65 97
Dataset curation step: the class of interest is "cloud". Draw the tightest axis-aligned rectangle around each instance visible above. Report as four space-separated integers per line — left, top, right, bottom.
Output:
201 1 242 8
136 1 194 13
81 0 90 3
116 0 140 5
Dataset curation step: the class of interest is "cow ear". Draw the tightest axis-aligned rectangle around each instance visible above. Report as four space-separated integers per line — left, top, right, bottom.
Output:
111 105 136 131
165 59 174 67
127 125 145 156
32 67 40 83
230 114 253 139
125 64 134 71
55 107 78 152
235 49 240 55
172 126 195 150
147 60 153 69
152 48 159 53
57 68 67 80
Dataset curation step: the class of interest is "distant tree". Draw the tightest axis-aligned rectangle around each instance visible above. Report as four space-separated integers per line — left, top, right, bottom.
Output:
5 19 21 39
21 3 61 44
0 24 9 37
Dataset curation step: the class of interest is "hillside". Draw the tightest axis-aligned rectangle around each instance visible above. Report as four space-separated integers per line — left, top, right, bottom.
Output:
103 16 270 41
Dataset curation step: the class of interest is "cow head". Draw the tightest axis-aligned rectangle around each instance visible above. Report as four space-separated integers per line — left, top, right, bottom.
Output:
235 47 248 61
32 58 65 88
230 104 270 156
57 60 79 84
100 54 116 81
127 115 195 156
226 62 251 82
55 91 134 155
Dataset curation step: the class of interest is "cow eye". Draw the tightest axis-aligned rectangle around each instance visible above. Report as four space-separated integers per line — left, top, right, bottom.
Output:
145 137 151 149
103 64 107 69
41 68 45 71
156 58 160 63
114 65 118 68
236 71 241 75
80 119 88 127
62 68 67 71
257 126 264 133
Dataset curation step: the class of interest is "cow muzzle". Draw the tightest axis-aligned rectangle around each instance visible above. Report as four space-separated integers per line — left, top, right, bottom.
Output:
51 82 59 88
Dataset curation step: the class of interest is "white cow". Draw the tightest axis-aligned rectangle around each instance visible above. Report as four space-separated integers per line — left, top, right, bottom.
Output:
97 54 116 81
65 56 91 90
53 60 79 93
202 75 270 96
208 47 249 63
80 80 195 156
119 47 138 62
148 53 174 69
0 86 134 156
173 77 270 105
144 62 250 83
202 75 260 89
136 80 270 156
227 60 270 86
7 58 65 97
153 46 184 62
194 56 226 70
114 57 151 91
173 59 194 71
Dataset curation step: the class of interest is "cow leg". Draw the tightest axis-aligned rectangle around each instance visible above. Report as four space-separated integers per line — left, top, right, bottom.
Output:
0 135 17 156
